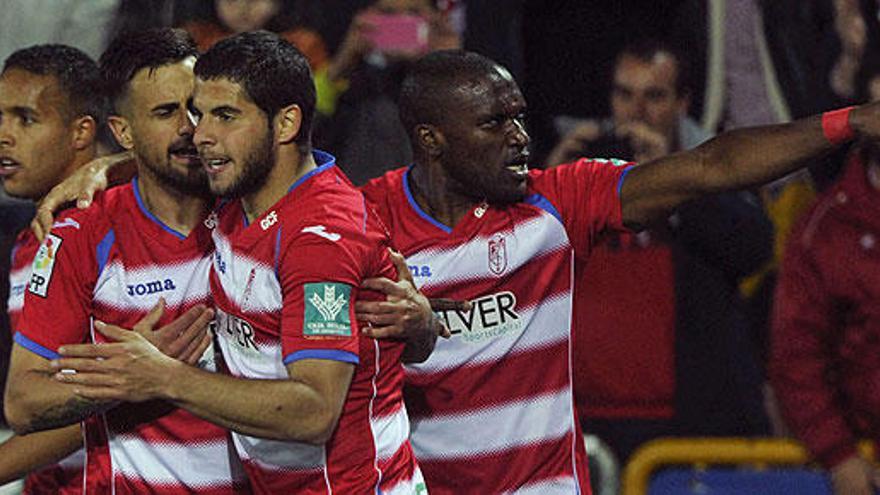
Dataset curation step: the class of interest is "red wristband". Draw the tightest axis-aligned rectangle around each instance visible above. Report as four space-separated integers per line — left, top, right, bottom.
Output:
822 106 855 145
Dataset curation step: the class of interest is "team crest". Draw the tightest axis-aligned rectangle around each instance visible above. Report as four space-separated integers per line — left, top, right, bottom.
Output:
488 234 507 275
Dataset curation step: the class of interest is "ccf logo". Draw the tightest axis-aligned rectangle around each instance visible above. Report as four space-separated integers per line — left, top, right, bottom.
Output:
488 234 507 275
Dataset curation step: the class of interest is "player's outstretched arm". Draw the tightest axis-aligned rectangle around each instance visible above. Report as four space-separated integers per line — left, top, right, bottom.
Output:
619 103 880 228
0 425 82 485
52 322 355 444
32 150 134 240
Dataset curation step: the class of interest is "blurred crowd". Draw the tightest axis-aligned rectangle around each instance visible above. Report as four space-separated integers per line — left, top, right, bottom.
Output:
2 0 880 493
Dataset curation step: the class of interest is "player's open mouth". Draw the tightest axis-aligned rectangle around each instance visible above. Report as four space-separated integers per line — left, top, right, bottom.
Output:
505 155 530 179
0 157 21 176
203 157 231 175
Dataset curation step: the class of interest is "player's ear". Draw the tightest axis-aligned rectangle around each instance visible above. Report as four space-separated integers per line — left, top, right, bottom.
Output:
70 115 97 151
416 124 444 158
276 104 302 145
107 115 134 151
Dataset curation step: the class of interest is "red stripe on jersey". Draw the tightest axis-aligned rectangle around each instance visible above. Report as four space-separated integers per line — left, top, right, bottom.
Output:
417 433 583 494
405 339 570 417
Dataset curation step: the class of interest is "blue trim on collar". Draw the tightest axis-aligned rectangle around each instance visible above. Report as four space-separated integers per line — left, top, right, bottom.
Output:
617 166 633 196
288 150 337 193
403 165 453 234
132 177 187 240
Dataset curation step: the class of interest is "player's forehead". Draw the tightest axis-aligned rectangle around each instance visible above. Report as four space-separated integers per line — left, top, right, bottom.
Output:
193 76 253 111
452 66 525 116
126 57 196 108
0 68 66 114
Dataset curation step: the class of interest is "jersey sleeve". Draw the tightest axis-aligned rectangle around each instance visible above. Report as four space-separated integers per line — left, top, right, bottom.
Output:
16 213 101 359
277 213 371 367
531 158 634 258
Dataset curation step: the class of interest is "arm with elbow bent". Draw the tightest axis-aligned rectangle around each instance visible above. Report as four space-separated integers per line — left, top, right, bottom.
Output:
52 322 355 444
619 103 880 228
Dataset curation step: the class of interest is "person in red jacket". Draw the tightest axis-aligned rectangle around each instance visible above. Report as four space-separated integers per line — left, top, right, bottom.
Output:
771 142 880 495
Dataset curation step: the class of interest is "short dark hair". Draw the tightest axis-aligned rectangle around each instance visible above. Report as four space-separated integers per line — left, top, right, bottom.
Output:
100 28 198 113
399 50 502 140
195 30 315 150
3 44 104 123
616 38 690 97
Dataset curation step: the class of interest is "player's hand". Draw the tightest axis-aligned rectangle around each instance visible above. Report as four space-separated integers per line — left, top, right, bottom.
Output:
51 321 179 403
133 298 214 366
356 249 450 340
830 454 880 495
32 151 133 241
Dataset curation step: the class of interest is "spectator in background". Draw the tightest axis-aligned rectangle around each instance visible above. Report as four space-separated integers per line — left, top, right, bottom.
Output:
547 39 773 462
315 0 461 185
770 63 880 495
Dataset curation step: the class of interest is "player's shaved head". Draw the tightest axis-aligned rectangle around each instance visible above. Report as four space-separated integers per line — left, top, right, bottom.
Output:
398 50 505 140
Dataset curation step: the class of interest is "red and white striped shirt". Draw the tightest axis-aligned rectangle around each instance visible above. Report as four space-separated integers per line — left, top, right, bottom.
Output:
17 180 248 494
210 152 424 494
361 159 633 494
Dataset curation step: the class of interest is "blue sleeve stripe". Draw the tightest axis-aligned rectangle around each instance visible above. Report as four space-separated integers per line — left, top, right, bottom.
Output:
13 332 60 360
283 349 359 366
95 229 115 277
617 166 633 196
524 193 563 224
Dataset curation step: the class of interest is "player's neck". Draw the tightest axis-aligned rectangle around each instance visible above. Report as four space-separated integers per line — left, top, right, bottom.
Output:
241 146 315 224
409 163 475 228
136 168 210 237
34 147 98 204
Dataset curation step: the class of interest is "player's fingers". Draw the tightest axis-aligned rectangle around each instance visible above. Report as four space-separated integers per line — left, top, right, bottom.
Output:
356 312 400 326
437 321 452 339
133 299 166 335
429 298 471 312
361 277 408 297
94 320 137 343
54 371 119 387
180 333 212 366
387 249 415 285
50 358 111 373
71 386 125 401
57 342 122 358
354 300 400 315
361 325 405 339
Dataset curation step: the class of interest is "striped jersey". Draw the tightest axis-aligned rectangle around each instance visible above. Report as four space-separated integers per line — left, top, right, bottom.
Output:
16 179 249 494
210 151 424 494
361 159 633 494
8 227 86 495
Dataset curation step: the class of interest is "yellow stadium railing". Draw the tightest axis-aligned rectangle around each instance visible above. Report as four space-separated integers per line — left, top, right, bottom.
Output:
621 437 875 495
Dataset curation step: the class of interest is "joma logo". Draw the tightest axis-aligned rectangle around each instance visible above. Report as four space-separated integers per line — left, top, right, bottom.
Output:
127 278 176 297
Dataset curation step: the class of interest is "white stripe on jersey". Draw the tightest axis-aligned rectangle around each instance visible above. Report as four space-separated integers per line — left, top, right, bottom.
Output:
372 404 410 462
7 264 30 313
212 233 282 313
406 293 570 374
232 432 325 470
501 476 578 495
382 467 426 495
109 434 245 487
93 258 212 311
409 388 573 461
411 213 569 292
214 308 286 378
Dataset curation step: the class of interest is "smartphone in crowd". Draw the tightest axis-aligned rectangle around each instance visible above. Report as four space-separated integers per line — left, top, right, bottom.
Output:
363 13 430 56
